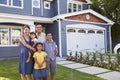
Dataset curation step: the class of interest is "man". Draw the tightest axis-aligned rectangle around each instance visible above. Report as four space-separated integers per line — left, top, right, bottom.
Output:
36 24 46 43
43 33 58 80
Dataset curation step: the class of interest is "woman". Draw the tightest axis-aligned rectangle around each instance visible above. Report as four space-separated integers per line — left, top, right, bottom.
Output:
19 25 35 80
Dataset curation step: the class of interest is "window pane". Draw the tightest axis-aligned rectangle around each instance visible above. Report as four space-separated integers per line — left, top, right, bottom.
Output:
97 30 103 34
68 3 72 8
78 30 86 33
0 28 8 45
67 29 76 32
88 30 95 33
13 0 22 7
73 4 76 8
11 28 21 45
78 5 81 11
0 0 7 5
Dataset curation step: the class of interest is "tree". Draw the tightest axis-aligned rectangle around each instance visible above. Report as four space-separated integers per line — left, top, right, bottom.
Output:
91 0 120 47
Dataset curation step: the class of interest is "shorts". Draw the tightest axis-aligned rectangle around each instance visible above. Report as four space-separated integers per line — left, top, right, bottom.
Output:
46 59 57 75
33 68 47 78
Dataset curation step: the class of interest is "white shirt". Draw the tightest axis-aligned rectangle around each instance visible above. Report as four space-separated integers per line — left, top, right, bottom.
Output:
36 32 46 43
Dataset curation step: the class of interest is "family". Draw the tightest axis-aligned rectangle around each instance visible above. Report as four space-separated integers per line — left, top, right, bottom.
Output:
19 24 58 80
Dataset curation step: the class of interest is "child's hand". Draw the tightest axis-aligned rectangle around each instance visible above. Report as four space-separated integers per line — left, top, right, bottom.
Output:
38 63 43 68
26 58 30 63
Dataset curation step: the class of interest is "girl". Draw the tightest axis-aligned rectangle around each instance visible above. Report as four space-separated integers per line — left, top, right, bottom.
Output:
26 32 38 63
33 43 47 80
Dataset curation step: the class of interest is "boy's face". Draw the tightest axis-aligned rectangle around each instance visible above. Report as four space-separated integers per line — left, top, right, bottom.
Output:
46 33 52 40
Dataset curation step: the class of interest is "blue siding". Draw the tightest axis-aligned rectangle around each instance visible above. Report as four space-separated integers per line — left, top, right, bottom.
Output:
0 46 20 58
0 0 32 16
59 0 67 14
52 0 58 16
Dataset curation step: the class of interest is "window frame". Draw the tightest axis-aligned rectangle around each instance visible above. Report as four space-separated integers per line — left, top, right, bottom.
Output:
44 1 50 9
67 1 83 13
32 0 40 8
11 0 24 9
0 25 22 46
0 0 9 6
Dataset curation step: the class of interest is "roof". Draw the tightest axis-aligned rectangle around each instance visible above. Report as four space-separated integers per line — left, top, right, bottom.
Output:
54 9 114 25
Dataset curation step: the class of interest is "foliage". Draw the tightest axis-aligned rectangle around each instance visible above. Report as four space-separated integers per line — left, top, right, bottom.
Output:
67 51 120 71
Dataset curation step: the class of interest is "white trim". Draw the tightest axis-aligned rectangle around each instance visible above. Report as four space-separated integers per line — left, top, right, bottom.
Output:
0 13 53 23
44 1 50 9
58 19 62 57
54 9 114 25
66 24 105 30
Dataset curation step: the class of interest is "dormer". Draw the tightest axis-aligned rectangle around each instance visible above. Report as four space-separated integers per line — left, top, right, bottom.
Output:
67 0 91 13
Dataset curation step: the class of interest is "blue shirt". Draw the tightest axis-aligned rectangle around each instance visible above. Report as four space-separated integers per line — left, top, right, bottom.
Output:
43 40 57 61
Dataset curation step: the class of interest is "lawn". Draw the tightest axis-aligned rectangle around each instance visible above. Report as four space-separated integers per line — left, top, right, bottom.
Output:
0 59 104 80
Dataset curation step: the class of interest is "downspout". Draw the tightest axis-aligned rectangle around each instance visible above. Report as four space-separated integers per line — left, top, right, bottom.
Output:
109 25 112 54
57 0 62 57
58 19 62 57
41 0 44 16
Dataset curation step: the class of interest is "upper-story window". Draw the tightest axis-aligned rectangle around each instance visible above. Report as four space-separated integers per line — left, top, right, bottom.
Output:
0 0 8 5
0 0 23 8
32 0 40 8
67 2 82 13
11 0 23 8
44 1 50 9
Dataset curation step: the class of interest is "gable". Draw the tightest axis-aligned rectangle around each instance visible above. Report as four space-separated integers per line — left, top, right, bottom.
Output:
65 13 107 24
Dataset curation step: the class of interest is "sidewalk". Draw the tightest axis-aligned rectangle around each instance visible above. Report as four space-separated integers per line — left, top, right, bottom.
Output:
56 57 120 80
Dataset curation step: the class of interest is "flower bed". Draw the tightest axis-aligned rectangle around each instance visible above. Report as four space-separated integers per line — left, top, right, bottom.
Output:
66 51 120 71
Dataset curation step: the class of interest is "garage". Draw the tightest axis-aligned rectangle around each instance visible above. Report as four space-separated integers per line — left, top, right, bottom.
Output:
66 24 106 56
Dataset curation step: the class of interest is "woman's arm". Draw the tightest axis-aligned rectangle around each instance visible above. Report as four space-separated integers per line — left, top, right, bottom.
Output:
20 36 35 51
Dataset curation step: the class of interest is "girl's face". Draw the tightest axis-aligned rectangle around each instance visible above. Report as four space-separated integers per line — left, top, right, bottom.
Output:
36 44 43 51
24 27 30 35
30 34 36 39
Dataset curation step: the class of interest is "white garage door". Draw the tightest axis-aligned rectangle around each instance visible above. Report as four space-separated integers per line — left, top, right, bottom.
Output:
66 24 106 56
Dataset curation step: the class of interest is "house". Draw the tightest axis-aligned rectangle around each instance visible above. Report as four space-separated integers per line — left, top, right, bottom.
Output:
0 0 114 58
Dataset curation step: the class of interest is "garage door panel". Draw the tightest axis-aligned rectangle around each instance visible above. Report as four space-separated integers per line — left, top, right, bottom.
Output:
66 24 105 56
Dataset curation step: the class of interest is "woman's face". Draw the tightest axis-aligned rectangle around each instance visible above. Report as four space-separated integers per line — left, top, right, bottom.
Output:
24 27 30 35
37 44 43 51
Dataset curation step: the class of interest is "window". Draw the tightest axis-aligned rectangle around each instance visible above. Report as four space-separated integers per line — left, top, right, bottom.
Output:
0 0 23 8
67 29 76 32
67 2 82 13
11 0 23 8
44 1 50 9
78 29 86 33
0 25 22 46
11 28 21 45
0 0 8 5
0 28 9 45
32 0 40 8
88 30 95 33
97 30 103 34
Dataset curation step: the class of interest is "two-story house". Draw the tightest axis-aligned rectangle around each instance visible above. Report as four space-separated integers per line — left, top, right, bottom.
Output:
0 0 114 58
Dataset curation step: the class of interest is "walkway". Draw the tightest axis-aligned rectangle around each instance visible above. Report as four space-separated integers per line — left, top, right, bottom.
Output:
56 57 120 80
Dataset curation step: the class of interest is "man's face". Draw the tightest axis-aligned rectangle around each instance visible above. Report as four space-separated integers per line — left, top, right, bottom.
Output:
36 25 43 33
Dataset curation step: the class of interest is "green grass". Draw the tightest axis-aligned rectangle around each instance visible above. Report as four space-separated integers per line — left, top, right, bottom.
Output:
0 59 104 80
